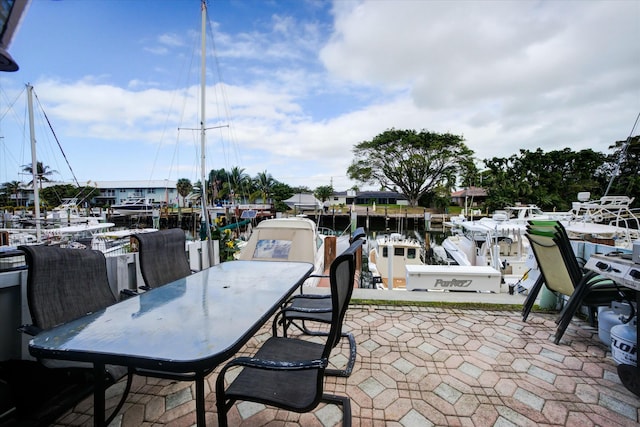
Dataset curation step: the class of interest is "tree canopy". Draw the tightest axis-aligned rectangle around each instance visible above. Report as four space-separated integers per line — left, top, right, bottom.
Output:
347 129 474 206
481 148 609 212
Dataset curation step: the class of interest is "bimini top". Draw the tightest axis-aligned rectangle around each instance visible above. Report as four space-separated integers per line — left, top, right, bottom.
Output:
237 217 318 264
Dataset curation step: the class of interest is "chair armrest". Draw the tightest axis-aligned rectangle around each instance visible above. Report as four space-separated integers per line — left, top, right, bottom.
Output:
289 294 331 301
120 289 139 299
18 324 42 336
283 306 332 315
298 274 329 294
224 356 327 371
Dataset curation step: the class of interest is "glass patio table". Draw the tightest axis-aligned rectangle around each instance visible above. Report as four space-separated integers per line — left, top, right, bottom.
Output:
29 259 314 427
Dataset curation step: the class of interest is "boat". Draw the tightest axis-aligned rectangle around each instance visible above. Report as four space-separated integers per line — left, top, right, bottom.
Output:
367 233 424 289
45 197 104 224
111 195 158 216
436 214 530 287
367 231 506 293
91 228 157 256
563 194 640 249
237 216 349 287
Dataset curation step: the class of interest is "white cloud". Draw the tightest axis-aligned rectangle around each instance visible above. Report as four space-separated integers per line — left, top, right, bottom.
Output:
4 0 637 191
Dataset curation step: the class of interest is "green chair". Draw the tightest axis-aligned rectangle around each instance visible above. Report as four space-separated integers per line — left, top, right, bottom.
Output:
524 224 631 344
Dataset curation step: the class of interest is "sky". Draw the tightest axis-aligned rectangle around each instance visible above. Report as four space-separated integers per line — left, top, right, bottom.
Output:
0 0 638 193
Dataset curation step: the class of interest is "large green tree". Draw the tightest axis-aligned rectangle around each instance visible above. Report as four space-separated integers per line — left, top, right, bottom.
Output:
481 148 608 212
604 135 640 205
348 129 474 206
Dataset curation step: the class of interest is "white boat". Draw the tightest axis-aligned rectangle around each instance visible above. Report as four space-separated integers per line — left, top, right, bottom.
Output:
563 194 640 249
45 198 104 224
41 221 116 248
91 228 157 256
436 214 530 288
569 193 639 228
2 219 115 248
112 196 158 216
237 216 348 287
501 205 573 224
367 233 424 289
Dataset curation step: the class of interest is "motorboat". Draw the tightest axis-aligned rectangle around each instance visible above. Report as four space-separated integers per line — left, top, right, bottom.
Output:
45 198 104 224
368 231 507 293
91 228 157 256
367 233 424 289
111 196 158 216
563 194 640 249
435 214 530 287
236 216 349 287
41 221 117 248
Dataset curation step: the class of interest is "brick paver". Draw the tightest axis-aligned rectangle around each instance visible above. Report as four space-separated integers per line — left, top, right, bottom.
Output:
51 305 640 426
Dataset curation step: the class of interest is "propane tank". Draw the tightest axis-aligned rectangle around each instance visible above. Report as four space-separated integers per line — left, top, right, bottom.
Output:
598 302 633 347
611 316 637 366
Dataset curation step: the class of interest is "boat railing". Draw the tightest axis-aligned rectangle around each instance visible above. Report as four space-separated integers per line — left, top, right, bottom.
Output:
0 248 26 273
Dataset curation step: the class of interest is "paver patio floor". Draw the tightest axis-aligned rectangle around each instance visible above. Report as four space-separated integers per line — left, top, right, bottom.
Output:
51 304 639 427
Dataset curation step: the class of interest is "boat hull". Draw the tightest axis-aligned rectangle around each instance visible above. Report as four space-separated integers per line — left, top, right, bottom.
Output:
406 265 502 293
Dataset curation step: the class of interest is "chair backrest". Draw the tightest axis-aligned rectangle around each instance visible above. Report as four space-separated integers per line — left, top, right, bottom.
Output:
525 232 575 297
350 227 366 243
325 239 363 355
527 221 582 283
133 228 191 289
19 245 116 330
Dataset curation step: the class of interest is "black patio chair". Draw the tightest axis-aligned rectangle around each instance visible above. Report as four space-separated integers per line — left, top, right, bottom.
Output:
17 244 132 426
129 228 193 293
271 235 364 377
216 239 358 427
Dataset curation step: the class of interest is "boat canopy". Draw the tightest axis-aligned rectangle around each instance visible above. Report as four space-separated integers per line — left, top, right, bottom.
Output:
237 217 317 264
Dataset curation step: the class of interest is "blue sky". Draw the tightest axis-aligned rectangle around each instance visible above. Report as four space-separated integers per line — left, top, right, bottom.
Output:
0 0 638 193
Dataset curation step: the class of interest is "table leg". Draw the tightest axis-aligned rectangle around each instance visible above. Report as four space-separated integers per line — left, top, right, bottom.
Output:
94 362 106 427
196 371 206 426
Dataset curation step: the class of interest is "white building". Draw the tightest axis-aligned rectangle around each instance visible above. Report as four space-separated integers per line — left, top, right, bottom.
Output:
14 180 180 208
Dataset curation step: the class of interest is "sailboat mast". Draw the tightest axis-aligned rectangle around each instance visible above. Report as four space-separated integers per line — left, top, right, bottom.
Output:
200 0 214 264
27 84 41 242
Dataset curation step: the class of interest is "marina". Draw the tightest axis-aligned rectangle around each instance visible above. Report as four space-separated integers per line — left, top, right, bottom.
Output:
0 1 638 425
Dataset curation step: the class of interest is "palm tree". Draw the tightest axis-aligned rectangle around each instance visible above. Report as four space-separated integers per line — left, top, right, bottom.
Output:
21 161 57 190
254 170 275 203
228 166 250 203
176 178 193 207
1 181 23 206
314 185 334 203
